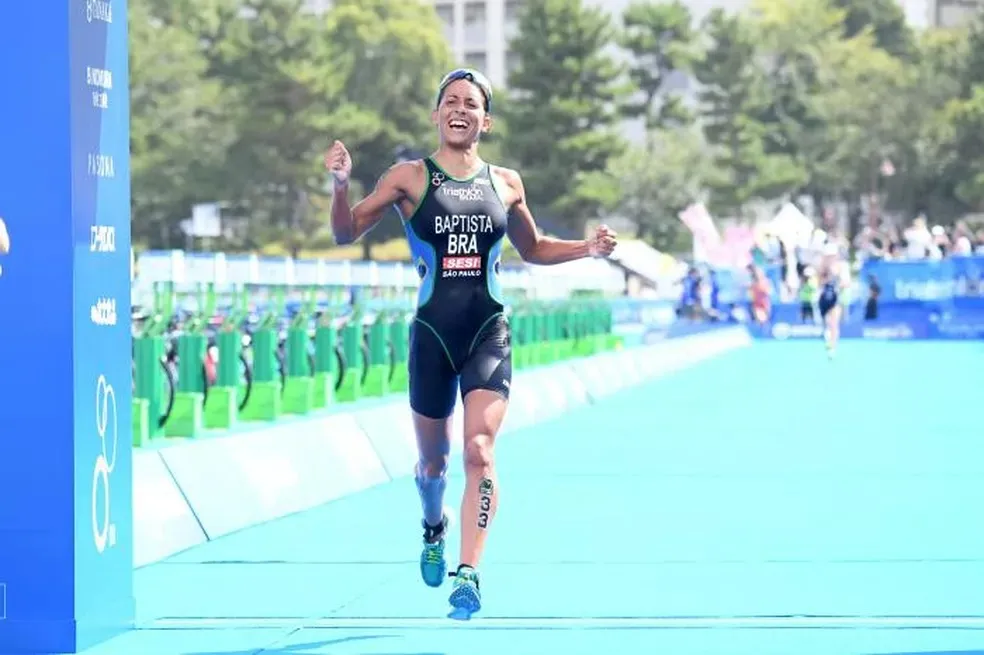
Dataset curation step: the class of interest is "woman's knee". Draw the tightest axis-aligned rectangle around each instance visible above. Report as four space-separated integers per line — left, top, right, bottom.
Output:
419 454 449 478
463 433 495 470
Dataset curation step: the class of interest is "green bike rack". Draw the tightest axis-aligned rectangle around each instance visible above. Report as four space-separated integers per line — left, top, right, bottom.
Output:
389 297 411 393
511 303 531 370
240 287 283 422
362 305 392 398
572 302 592 357
312 287 344 409
166 284 213 438
336 305 365 403
601 301 620 350
532 301 554 366
132 283 172 445
283 288 316 415
205 287 247 430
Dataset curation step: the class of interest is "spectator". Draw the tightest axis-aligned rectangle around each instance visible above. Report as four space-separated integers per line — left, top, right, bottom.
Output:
864 274 881 321
904 216 935 259
678 266 704 320
748 264 772 325
799 268 817 323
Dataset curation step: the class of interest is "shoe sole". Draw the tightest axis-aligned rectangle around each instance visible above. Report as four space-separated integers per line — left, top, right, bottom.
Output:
449 582 481 614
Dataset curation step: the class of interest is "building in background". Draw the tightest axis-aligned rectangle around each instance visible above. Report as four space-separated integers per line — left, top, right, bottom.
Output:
430 0 754 89
927 0 984 27
431 0 522 88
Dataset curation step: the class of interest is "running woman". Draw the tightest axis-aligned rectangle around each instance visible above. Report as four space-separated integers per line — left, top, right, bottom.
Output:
817 244 843 358
324 68 617 617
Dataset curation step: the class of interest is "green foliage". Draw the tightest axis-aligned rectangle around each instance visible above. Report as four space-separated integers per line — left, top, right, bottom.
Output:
128 0 452 254
619 0 699 129
502 0 628 233
127 0 984 255
693 9 806 218
129 0 237 247
605 127 709 251
829 0 916 59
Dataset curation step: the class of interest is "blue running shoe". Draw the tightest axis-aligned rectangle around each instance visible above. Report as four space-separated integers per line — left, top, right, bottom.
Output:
420 512 450 588
448 565 481 618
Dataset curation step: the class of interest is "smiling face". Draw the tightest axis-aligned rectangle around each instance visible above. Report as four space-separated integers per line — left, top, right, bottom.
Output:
433 78 491 149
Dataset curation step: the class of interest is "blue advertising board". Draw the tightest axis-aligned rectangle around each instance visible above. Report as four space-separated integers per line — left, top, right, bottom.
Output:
705 257 984 341
0 1 134 652
860 256 984 305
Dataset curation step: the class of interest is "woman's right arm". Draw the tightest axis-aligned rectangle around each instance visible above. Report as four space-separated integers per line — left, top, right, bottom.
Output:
331 163 414 245
325 140 415 245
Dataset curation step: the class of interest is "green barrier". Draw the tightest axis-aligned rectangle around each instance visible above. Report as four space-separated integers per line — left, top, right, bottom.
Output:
503 296 622 371
389 310 410 392
132 283 175 445
240 289 282 422
131 285 622 438
336 311 364 402
205 288 248 430
166 286 212 438
132 336 164 444
312 302 339 410
362 309 391 398
283 289 316 415
557 302 575 360
511 305 531 370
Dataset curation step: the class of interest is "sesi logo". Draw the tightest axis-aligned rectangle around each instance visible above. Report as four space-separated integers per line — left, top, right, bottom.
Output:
442 256 480 270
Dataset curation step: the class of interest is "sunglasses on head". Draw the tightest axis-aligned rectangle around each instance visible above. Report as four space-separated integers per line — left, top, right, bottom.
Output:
436 68 493 112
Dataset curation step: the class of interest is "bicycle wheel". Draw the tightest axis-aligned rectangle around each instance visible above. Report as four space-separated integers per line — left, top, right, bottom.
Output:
333 345 346 392
201 361 211 407
276 350 287 394
360 340 371 386
158 358 176 429
237 353 253 411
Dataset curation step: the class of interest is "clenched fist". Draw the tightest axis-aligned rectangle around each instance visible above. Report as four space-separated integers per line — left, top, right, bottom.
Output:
324 140 352 185
588 224 617 258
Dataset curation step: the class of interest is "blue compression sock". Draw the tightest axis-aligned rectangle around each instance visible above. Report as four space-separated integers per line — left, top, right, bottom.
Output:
415 469 447 528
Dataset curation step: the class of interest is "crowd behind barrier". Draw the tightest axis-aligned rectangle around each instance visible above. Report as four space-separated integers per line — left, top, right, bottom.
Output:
709 255 984 341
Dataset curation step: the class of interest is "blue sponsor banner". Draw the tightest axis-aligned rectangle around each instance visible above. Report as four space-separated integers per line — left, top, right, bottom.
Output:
610 298 738 344
752 320 930 341
751 312 984 341
610 298 677 329
0 0 134 653
860 256 984 306
713 257 984 341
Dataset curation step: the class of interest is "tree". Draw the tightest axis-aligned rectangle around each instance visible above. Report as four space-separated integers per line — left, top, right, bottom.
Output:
693 9 805 219
829 0 916 59
322 0 455 257
932 16 984 212
128 0 236 248
504 0 628 234
750 0 856 202
605 127 709 251
898 28 972 220
619 0 699 130
810 30 914 201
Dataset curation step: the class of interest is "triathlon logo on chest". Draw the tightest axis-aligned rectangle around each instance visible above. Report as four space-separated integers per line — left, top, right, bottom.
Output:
435 213 494 278
431 171 445 187
440 184 484 202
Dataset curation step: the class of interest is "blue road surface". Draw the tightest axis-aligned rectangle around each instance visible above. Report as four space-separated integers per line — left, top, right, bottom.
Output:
83 340 984 654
